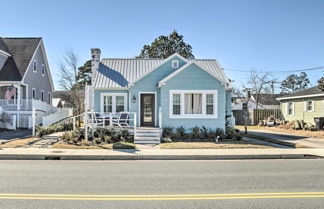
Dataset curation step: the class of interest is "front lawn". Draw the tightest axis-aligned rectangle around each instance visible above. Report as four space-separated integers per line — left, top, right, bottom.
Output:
51 141 135 149
160 140 273 149
0 138 38 148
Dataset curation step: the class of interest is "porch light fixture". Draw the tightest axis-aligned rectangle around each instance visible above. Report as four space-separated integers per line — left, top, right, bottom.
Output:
132 96 136 103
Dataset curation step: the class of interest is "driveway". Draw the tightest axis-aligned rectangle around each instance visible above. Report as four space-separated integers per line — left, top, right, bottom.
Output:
243 128 324 148
0 129 32 143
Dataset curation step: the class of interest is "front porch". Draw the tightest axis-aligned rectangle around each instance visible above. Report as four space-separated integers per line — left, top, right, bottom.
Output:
84 111 161 144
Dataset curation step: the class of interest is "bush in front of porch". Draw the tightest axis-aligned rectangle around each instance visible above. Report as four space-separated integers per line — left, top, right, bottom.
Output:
55 127 135 149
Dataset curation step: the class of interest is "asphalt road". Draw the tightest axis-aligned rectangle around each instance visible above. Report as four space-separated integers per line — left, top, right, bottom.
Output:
0 160 324 209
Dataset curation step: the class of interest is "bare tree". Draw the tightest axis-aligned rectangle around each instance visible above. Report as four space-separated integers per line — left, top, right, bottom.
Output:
58 49 78 90
244 71 274 110
58 49 83 117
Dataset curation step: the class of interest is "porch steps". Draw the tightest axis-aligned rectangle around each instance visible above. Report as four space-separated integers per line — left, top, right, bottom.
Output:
134 128 161 144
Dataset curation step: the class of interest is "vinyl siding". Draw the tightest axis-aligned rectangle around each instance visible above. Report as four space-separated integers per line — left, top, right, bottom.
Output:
23 45 52 103
281 97 324 124
128 56 187 126
160 63 226 130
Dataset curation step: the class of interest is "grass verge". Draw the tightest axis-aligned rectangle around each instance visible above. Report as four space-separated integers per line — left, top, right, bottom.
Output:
160 140 273 149
0 138 39 148
51 142 135 149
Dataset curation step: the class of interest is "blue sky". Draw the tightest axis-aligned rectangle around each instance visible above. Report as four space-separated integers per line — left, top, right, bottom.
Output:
2 0 324 90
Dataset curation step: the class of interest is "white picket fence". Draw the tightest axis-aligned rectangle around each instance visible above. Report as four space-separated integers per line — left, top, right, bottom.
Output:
42 108 73 127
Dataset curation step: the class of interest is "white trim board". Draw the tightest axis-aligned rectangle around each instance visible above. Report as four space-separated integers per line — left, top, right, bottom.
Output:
169 90 218 119
277 93 324 101
0 49 11 57
138 92 157 127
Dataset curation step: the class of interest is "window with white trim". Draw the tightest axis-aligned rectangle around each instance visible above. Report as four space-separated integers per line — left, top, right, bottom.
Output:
116 96 125 112
41 64 45 76
287 102 294 115
33 60 37 72
172 94 181 115
305 100 314 112
170 90 217 118
206 94 214 115
32 88 36 99
101 93 127 113
172 60 179 68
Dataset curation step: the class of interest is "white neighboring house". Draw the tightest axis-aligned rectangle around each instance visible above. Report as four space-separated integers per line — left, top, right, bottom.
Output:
0 37 57 129
232 94 281 110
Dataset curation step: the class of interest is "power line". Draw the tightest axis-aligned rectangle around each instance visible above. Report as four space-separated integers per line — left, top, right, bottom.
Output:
222 66 324 74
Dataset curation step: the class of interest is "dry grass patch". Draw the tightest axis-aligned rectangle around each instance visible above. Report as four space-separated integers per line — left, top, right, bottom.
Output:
51 142 135 149
0 138 38 148
51 142 113 149
236 125 324 139
160 140 273 149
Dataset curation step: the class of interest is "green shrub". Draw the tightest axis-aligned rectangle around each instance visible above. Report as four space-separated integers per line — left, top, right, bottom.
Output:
189 126 201 139
61 132 75 143
174 126 187 141
113 142 136 149
225 127 242 141
161 137 173 143
94 138 102 145
215 128 225 140
162 127 174 138
201 126 217 140
120 128 131 142
36 123 73 138
104 135 113 144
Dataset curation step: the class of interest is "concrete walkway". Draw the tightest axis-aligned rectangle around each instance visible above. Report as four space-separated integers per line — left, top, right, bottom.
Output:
0 147 323 160
245 128 324 148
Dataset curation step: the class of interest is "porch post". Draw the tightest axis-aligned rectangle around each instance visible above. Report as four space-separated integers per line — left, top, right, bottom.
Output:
16 85 20 111
32 107 36 137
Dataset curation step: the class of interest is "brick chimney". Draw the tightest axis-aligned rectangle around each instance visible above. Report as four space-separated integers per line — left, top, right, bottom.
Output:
91 48 101 72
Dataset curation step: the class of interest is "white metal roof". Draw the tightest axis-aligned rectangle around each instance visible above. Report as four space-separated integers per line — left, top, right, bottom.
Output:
92 56 230 88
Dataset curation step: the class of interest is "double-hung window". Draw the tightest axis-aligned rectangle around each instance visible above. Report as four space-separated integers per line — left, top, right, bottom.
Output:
206 94 214 115
305 100 314 112
103 96 113 112
170 90 217 118
116 96 125 112
287 102 294 115
101 93 127 113
172 94 181 115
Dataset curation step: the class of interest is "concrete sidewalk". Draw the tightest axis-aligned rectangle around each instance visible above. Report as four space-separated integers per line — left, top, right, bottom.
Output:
0 147 323 160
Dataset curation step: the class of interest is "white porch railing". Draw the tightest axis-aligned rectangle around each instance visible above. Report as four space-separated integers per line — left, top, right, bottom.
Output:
0 99 56 113
83 112 137 140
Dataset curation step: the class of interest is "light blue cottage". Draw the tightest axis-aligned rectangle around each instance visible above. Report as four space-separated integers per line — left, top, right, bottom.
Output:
88 48 233 134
